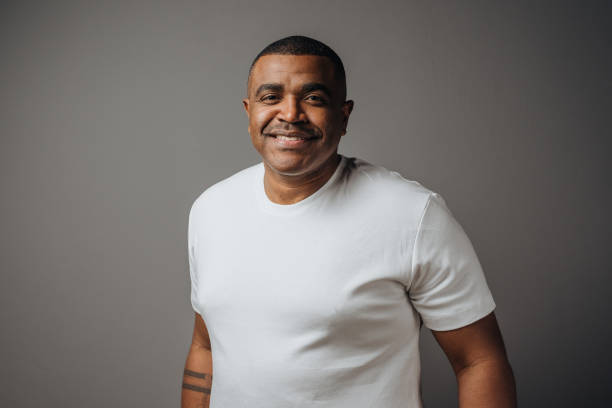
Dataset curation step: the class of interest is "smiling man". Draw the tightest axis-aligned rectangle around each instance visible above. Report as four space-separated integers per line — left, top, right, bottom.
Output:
181 36 516 408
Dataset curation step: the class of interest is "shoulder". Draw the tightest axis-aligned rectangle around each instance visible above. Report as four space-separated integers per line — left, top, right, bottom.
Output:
189 161 261 220
344 156 436 214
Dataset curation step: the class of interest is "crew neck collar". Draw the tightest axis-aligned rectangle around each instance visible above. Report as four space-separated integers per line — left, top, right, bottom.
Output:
254 154 347 216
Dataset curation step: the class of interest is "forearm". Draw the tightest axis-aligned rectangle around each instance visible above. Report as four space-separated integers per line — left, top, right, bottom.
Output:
456 358 516 408
181 344 213 408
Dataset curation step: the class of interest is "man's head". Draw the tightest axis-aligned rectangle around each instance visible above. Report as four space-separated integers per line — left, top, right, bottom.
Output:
243 35 354 178
247 36 348 102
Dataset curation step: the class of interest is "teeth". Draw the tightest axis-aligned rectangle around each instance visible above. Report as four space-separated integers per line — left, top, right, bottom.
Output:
277 135 304 141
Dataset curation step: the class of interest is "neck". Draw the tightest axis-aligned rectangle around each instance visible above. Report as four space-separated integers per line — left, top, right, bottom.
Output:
262 153 341 205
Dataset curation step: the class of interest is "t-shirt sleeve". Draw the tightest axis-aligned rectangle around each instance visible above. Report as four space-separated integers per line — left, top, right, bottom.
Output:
408 192 496 331
187 202 203 316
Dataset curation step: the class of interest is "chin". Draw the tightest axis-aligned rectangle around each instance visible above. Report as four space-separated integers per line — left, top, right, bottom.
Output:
265 154 312 176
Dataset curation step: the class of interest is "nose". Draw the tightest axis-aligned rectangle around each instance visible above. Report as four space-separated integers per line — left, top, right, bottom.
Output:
277 95 306 124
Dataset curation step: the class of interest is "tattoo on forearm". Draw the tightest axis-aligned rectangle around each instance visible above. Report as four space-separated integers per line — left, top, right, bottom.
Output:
182 369 212 398
182 382 211 394
184 369 210 380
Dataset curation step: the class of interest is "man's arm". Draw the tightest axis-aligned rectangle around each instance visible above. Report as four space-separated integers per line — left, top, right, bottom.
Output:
432 312 517 408
181 313 213 408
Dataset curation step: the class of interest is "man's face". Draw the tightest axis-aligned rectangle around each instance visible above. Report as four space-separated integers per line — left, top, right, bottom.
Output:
243 54 353 177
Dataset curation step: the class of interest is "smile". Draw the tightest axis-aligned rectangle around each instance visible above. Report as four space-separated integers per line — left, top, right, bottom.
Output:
266 133 317 147
276 135 308 141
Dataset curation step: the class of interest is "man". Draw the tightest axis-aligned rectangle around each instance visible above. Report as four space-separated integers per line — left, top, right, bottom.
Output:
181 35 516 408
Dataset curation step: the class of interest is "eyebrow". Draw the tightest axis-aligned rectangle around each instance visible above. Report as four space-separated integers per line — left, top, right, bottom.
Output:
301 82 332 98
253 82 333 98
255 83 283 97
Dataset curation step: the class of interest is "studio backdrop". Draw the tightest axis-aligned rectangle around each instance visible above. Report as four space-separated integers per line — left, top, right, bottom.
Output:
1 1 610 407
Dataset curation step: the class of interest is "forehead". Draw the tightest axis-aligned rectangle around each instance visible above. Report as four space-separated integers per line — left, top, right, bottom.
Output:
249 54 337 92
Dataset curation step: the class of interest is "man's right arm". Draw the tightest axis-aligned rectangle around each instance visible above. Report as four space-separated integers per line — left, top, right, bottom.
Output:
181 313 213 408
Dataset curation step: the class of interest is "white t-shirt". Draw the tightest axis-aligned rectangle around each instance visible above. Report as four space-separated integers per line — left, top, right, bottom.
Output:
187 154 495 408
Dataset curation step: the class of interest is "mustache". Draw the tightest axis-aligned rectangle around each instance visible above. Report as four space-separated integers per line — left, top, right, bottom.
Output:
263 125 321 138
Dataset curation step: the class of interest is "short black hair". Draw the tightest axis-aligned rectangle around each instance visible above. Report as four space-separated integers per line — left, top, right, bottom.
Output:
247 35 347 100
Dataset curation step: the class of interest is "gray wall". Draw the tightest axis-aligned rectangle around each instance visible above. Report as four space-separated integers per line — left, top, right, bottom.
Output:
1 1 610 407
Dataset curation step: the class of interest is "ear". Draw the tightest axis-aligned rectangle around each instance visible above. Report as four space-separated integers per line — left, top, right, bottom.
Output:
242 98 252 135
242 98 250 117
340 100 354 135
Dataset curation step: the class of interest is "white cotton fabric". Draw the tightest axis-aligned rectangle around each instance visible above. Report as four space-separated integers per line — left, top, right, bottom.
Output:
187 154 495 408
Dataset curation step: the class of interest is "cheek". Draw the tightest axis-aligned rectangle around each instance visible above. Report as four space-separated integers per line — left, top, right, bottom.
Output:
251 108 276 133
319 113 342 136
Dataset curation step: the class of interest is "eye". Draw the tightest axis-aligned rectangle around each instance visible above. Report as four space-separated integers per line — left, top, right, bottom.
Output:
260 94 280 103
305 94 327 104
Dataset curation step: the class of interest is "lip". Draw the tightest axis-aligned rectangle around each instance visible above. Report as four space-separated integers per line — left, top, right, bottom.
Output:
267 131 317 139
267 133 316 147
265 132 318 148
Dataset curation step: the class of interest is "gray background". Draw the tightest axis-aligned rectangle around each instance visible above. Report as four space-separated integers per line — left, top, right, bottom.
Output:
1 1 610 407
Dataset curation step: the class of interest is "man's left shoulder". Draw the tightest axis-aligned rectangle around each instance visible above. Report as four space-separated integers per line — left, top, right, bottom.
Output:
346 156 433 204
